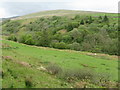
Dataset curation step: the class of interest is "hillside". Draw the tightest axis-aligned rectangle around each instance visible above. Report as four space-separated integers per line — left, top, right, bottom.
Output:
2 40 118 88
2 10 119 88
12 10 118 20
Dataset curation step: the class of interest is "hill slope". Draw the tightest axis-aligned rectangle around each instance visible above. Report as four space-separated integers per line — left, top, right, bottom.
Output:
13 10 118 20
2 10 119 88
2 40 118 88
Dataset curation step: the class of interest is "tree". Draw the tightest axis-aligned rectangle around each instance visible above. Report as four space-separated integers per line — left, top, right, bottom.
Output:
62 34 72 43
103 15 109 22
80 19 84 25
69 28 81 42
8 34 17 41
69 42 81 51
3 21 20 33
66 22 79 31
74 15 80 19
2 19 10 25
34 30 52 47
88 16 93 24
51 41 68 49
98 16 102 19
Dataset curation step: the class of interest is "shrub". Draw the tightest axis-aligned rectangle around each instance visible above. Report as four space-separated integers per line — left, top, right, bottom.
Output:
51 42 68 49
34 31 52 47
66 22 79 31
91 72 111 87
62 35 72 43
74 68 94 80
8 35 17 41
81 42 93 51
74 15 80 19
59 69 77 83
60 68 94 82
17 34 26 43
69 42 81 51
103 15 109 22
25 77 33 88
46 63 62 75
4 21 20 33
80 19 84 25
18 34 34 45
50 40 59 48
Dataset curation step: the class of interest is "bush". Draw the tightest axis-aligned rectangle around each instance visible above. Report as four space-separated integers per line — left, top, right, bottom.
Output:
74 68 94 80
81 42 93 51
60 68 94 82
34 31 52 47
51 42 68 49
4 21 20 33
50 40 59 48
17 34 26 43
69 42 81 51
8 35 17 41
80 20 84 25
46 63 62 75
25 77 33 88
18 34 34 45
91 72 111 87
66 22 79 31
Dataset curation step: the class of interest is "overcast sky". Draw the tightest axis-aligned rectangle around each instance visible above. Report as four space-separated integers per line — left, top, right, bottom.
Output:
0 0 119 18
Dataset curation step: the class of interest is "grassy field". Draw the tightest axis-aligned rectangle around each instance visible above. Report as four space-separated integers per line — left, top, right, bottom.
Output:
2 40 118 88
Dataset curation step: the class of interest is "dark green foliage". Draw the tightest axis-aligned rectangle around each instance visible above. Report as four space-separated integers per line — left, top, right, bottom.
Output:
98 16 102 19
34 30 52 47
51 41 68 49
103 15 109 22
80 19 84 25
69 28 81 42
8 35 17 41
88 16 93 24
69 42 81 51
4 15 118 55
25 77 33 88
2 19 10 25
74 15 80 19
3 21 20 33
66 22 79 31
62 35 72 43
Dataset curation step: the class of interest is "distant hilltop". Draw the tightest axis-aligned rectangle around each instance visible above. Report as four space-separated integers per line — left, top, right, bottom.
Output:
12 9 117 20
0 16 19 21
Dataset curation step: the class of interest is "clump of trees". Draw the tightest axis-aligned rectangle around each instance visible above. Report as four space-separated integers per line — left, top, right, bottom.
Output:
3 15 118 55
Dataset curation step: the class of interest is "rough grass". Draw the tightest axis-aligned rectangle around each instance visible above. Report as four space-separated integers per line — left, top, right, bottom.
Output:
2 40 118 88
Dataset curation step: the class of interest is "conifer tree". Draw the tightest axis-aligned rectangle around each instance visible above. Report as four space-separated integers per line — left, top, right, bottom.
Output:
80 19 84 25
